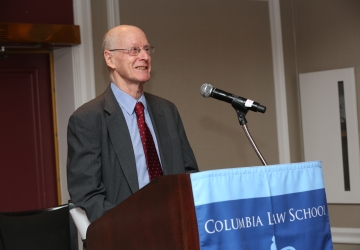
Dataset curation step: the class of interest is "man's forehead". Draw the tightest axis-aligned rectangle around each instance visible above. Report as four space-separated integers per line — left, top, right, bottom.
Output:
118 33 149 46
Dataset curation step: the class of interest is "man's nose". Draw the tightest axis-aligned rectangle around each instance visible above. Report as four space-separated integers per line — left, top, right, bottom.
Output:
138 48 150 59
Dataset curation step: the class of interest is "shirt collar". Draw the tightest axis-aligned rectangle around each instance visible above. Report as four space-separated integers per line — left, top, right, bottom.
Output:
111 82 147 115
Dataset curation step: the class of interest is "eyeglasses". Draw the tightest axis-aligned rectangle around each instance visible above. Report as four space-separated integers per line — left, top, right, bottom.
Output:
108 45 155 56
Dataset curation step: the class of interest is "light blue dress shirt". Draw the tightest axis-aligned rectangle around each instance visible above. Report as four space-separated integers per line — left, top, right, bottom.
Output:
111 82 162 189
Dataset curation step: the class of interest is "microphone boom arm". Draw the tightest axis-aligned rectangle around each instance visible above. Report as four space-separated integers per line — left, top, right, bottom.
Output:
232 101 268 166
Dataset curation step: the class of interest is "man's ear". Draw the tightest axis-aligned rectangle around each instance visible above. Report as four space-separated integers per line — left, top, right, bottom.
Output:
104 50 115 69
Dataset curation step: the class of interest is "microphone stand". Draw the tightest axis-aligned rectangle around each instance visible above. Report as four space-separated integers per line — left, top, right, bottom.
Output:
232 101 268 166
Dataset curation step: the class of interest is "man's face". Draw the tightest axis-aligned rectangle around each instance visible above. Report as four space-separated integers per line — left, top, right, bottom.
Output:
107 27 152 86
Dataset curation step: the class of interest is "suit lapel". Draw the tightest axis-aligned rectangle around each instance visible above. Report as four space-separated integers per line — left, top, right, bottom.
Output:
104 87 139 193
145 93 173 175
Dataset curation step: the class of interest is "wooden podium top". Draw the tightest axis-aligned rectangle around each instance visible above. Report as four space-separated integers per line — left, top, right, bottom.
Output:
87 174 199 250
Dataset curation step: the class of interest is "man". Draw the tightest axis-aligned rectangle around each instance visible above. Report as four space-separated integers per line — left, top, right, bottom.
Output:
67 25 198 223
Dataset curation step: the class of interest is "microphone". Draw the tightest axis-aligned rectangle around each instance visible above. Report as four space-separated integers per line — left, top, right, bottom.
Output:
200 83 266 113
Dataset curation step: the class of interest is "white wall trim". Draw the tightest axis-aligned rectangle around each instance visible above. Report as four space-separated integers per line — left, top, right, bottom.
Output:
72 0 96 109
331 227 360 244
56 0 96 204
53 47 75 205
268 0 291 163
107 0 121 29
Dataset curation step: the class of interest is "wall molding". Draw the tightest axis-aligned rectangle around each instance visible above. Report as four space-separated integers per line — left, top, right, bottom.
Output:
268 0 291 164
72 0 96 109
53 48 74 204
55 0 96 204
107 0 121 29
332 227 360 244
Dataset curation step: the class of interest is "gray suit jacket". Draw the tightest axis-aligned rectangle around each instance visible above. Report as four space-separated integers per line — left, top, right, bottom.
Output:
67 86 198 222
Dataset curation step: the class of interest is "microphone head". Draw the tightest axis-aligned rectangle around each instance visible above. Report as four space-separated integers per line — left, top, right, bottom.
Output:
200 83 213 98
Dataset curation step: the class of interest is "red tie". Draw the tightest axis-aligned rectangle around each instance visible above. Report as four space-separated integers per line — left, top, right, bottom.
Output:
134 102 163 181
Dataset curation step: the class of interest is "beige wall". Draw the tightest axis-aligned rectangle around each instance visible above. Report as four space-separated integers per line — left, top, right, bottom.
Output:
280 0 360 249
91 0 360 248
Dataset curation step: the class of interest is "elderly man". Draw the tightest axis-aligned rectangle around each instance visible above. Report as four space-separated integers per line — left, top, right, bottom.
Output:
67 25 198 223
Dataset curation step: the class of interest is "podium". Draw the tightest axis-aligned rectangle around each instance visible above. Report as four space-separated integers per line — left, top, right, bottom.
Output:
86 174 200 250
87 162 333 249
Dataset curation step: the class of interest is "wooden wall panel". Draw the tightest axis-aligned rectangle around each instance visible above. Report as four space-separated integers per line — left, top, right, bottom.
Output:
0 0 74 24
0 53 57 212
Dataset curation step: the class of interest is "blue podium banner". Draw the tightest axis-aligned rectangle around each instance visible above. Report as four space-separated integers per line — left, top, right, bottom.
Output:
190 161 333 250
